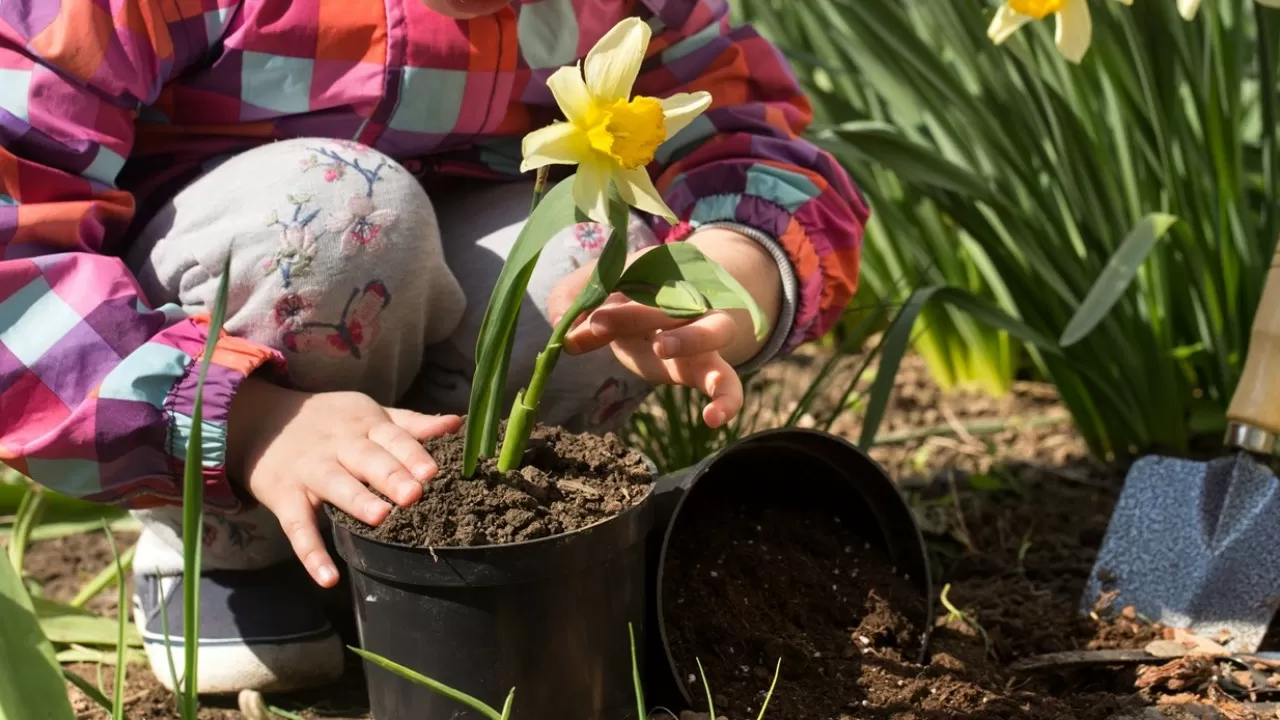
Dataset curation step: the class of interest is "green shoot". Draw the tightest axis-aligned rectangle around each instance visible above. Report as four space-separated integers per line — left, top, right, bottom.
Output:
348 647 510 720
103 521 127 720
63 668 114 714
157 577 185 714
629 622 645 720
756 659 782 720
69 542 135 608
8 485 46 576
695 658 716 719
939 583 992 658
178 253 235 720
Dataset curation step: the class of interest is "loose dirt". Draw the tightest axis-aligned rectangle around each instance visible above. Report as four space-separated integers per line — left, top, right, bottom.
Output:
330 424 654 548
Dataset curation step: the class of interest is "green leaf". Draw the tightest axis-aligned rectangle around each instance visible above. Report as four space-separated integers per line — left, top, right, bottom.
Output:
617 243 769 339
0 530 77 720
575 195 632 311
38 613 143 647
618 279 710 318
1059 213 1180 347
349 647 506 720
63 668 114 716
69 542 135 609
821 122 991 198
860 286 1061 449
104 525 127 720
629 623 645 720
8 487 46 576
464 175 579 475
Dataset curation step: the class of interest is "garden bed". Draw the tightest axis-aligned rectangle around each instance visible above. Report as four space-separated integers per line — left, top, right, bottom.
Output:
22 354 1272 719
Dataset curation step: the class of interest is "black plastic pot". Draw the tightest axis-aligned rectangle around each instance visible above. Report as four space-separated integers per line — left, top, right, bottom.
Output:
642 428 935 709
331 495 653 720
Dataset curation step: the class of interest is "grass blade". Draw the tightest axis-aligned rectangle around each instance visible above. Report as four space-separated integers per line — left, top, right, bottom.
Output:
8 486 46 575
1059 213 1181 346
629 623 645 720
756 659 782 720
63 667 114 715
348 647 506 720
70 542 136 608
695 658 716 719
180 253 234 719
102 522 127 720
0 522 77 720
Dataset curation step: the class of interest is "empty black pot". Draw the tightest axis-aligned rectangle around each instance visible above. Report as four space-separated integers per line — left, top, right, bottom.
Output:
642 428 934 709
331 495 653 720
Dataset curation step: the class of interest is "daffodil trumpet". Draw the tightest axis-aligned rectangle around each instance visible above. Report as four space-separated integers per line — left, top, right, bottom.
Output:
462 17 767 476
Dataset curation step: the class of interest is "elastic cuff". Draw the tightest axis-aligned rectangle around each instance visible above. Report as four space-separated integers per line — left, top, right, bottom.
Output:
688 221 799 375
165 315 286 512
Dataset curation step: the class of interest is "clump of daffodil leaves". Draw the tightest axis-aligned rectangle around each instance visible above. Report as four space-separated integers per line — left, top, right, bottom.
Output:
462 17 769 477
988 0 1280 63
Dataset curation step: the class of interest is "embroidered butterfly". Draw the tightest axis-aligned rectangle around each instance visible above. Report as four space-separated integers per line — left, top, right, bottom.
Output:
283 280 391 359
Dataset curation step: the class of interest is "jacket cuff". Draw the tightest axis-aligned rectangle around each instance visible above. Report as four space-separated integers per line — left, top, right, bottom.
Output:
686 221 799 376
164 315 286 512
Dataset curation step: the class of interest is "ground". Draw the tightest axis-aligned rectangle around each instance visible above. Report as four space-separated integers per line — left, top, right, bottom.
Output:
15 350 1275 719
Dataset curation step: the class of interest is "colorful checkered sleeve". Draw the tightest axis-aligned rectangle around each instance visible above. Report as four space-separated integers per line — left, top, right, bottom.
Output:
635 0 869 352
0 1 281 509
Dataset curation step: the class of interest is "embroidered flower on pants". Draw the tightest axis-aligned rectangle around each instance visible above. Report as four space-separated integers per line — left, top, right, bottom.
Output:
570 222 608 253
273 292 315 331
326 194 398 255
263 224 319 289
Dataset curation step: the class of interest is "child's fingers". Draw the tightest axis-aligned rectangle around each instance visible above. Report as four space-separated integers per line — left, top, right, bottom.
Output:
314 460 392 526
385 409 462 440
268 492 339 588
653 311 736 359
588 302 689 339
339 438 420 507
368 422 439 491
668 354 743 428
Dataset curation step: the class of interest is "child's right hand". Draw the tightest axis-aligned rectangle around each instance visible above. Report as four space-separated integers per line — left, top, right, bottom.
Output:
226 377 461 587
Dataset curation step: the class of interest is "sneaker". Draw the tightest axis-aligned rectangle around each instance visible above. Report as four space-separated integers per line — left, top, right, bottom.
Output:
132 563 345 695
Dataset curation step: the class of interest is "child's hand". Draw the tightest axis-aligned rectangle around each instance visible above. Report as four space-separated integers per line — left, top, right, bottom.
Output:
226 378 461 587
547 229 782 428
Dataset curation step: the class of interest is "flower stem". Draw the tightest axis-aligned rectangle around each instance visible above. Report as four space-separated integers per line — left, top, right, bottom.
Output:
497 297 588 471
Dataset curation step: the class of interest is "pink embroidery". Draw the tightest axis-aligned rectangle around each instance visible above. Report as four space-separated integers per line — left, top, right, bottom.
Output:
570 222 608 253
325 195 399 255
284 280 391 360
273 292 315 331
323 167 342 182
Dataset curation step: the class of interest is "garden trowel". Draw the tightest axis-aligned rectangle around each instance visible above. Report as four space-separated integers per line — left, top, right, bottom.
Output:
1082 245 1280 653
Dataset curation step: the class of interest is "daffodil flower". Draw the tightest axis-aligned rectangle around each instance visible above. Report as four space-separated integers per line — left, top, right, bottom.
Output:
520 17 712 223
987 0 1132 64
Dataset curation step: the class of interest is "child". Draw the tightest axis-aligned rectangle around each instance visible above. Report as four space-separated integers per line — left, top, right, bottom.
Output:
0 0 868 695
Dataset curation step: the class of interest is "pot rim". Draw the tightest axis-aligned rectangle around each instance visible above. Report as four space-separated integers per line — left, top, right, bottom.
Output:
326 453 659 555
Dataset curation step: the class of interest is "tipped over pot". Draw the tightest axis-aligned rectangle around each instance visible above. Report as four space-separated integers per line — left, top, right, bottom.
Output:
642 428 935 711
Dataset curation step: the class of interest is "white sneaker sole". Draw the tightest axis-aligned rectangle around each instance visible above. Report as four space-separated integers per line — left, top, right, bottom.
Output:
142 631 345 695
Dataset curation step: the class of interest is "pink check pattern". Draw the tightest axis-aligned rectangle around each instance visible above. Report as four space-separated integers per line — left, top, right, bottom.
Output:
0 0 869 509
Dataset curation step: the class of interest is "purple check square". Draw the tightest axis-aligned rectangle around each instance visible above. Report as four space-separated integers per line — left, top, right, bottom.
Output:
30 321 121 409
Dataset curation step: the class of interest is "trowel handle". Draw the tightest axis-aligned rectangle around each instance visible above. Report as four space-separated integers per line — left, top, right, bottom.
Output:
1226 240 1280 453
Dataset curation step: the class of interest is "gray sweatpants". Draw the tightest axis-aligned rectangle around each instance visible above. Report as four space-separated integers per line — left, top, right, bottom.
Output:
125 138 658 575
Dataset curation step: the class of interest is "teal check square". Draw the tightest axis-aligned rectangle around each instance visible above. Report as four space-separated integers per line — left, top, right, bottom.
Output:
97 342 193 409
0 276 83 366
388 67 467 133
0 68 31 122
517 0 579 69
170 411 226 468
25 457 100 498
241 51 314 115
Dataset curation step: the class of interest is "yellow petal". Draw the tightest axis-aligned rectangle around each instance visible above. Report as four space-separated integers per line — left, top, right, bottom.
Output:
547 64 592 126
1114 0 1132 5
660 92 713 141
521 122 589 172
1054 0 1091 63
584 17 650 104
575 156 612 223
613 166 675 221
1178 0 1200 18
988 4 1033 45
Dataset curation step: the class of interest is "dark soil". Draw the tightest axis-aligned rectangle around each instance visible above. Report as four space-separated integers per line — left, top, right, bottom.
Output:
330 424 654 548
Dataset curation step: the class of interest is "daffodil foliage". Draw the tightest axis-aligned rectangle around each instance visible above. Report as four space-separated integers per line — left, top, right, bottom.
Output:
462 18 769 477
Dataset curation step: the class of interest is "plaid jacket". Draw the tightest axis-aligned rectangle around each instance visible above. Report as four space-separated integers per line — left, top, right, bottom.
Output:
0 0 868 509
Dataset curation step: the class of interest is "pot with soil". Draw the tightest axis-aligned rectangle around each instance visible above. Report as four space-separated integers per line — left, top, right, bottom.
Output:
644 428 935 718
329 425 655 720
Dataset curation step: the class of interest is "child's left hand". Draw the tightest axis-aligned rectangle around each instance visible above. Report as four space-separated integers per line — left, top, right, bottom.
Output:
547 228 783 428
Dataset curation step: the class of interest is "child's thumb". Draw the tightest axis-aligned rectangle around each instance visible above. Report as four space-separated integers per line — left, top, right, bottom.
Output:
546 261 595 325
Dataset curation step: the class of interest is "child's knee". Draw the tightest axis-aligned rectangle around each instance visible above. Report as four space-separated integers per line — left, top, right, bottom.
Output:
128 138 465 401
